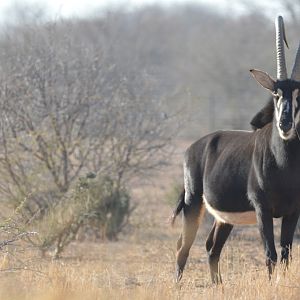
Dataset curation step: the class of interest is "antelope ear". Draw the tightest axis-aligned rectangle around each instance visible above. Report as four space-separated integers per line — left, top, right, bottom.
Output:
250 69 275 92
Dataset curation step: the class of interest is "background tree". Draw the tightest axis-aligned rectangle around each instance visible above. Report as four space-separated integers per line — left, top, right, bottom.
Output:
0 18 174 248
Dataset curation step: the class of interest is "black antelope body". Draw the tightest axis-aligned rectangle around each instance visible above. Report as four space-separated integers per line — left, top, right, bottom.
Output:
172 16 300 284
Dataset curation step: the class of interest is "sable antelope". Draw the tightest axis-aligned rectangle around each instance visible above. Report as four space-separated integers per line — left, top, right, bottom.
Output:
171 16 300 284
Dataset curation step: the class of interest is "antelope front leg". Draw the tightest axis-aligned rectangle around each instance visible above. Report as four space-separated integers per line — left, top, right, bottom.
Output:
280 211 300 268
256 208 277 279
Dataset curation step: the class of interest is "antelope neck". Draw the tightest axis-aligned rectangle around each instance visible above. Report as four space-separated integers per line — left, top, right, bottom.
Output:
270 118 300 168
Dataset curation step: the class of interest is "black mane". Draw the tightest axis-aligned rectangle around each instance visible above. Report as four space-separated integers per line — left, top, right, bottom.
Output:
250 97 274 130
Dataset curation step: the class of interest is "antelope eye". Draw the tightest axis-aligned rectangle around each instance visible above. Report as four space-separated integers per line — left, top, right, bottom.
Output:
275 88 283 101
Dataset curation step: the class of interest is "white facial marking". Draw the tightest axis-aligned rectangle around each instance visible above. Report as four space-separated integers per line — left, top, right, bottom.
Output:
274 88 299 140
203 196 257 225
294 89 299 107
293 89 300 124
274 90 283 125
274 92 283 121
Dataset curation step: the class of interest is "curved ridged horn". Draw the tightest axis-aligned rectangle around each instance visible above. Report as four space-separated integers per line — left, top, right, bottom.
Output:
291 42 300 81
275 16 288 80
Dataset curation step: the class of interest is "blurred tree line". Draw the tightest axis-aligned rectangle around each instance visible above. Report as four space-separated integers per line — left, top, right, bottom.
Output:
0 2 299 255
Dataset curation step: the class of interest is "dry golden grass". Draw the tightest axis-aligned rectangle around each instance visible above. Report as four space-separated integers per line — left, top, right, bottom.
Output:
1 234 300 300
1 139 300 299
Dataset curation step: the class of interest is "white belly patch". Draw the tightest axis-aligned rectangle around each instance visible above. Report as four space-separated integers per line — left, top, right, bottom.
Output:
203 196 257 225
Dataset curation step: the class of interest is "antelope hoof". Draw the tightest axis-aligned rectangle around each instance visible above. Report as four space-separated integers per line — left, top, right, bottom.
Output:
266 258 277 279
211 272 222 285
175 266 183 283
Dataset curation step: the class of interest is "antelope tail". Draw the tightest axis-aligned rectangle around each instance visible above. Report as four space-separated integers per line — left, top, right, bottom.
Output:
170 189 185 226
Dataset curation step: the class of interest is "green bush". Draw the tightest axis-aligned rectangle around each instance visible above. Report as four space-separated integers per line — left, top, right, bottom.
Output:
165 181 183 208
82 174 131 240
36 173 131 258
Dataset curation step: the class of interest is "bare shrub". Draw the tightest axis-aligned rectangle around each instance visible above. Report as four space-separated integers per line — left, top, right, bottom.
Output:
0 202 37 271
0 18 173 230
